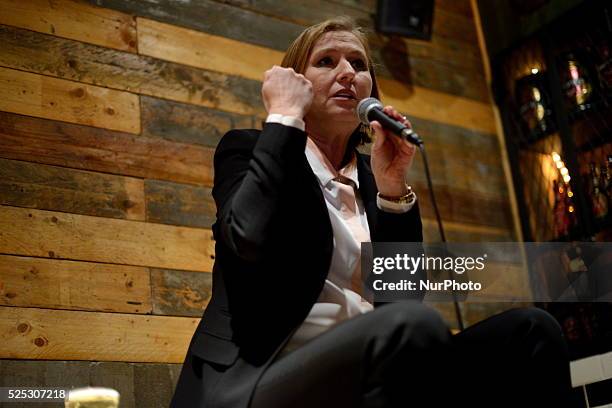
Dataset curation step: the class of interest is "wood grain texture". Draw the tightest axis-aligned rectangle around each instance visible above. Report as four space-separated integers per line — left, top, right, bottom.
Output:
91 0 303 51
0 0 137 52
136 16 489 102
0 107 510 229
0 24 263 117
323 0 376 14
0 23 492 131
0 67 140 134
0 112 214 186
415 183 513 230
378 76 495 134
0 360 183 408
126 0 487 101
0 206 215 272
422 218 515 242
370 45 489 103
137 17 281 81
140 95 253 147
0 158 145 221
0 255 151 314
361 116 508 199
222 0 488 101
145 180 215 228
151 268 212 317
0 306 199 362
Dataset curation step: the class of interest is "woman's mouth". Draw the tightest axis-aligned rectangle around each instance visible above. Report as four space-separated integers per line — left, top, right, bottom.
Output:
331 90 357 100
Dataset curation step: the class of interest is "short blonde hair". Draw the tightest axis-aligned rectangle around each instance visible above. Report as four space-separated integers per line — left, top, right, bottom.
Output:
281 16 379 145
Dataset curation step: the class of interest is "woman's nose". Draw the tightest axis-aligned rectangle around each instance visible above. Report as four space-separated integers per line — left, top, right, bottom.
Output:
337 59 355 83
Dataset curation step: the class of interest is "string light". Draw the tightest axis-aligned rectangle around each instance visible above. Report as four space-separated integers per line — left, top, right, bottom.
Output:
552 152 572 184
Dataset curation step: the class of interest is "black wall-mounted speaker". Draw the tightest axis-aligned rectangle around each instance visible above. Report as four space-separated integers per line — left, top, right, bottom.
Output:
376 0 435 40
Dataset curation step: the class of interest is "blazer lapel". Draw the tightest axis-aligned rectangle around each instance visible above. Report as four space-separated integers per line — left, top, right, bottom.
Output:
356 152 379 233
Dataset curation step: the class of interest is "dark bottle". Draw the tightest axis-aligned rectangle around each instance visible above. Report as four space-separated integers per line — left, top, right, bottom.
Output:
515 72 555 140
589 162 609 219
553 179 570 238
559 52 596 113
606 155 612 200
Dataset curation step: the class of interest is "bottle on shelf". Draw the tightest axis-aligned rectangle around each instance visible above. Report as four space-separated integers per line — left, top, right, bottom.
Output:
589 162 609 219
553 178 571 238
515 72 555 141
558 51 596 113
605 155 612 200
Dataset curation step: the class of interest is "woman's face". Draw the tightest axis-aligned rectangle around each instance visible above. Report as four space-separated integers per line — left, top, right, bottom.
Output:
303 31 373 127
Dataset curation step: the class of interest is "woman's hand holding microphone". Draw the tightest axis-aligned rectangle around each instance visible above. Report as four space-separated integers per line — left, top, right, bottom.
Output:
369 106 417 198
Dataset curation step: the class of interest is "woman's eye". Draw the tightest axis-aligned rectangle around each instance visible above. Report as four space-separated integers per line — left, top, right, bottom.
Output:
352 59 367 70
316 57 333 66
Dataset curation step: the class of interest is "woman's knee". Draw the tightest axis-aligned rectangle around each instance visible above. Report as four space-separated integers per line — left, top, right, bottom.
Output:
370 302 450 346
499 307 568 356
506 307 563 336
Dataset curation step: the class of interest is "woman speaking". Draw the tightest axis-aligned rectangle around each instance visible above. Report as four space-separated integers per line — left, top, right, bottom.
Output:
171 16 573 408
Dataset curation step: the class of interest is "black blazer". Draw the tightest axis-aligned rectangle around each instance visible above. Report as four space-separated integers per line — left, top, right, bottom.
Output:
171 123 423 408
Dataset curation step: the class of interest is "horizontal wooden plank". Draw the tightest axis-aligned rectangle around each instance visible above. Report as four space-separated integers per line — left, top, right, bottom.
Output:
0 158 145 221
401 35 483 73
151 268 212 317
323 0 376 14
460 301 533 329
374 49 489 103
0 255 151 314
0 67 140 134
0 0 137 52
0 24 263 117
408 148 508 197
433 7 479 45
422 218 515 242
239 0 370 27
91 0 303 51
145 180 215 228
0 359 182 408
0 112 214 186
325 0 474 21
138 17 281 83
415 183 513 230
140 95 253 147
378 76 495 134
437 0 474 18
0 206 215 272
0 306 198 362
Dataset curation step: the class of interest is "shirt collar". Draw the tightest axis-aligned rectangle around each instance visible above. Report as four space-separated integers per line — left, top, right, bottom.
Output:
305 137 360 189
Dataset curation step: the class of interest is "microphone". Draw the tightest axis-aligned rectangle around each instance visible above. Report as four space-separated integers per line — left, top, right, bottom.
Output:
357 97 423 146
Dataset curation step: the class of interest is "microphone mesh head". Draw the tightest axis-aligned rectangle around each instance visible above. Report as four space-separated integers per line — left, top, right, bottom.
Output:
356 97 383 125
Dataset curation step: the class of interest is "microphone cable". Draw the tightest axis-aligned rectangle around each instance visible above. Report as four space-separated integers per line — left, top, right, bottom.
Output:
358 97 465 330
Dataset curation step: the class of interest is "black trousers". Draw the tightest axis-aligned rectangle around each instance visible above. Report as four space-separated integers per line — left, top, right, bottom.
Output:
250 302 574 408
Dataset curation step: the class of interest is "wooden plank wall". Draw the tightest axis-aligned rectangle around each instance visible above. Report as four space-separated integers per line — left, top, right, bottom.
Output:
0 0 518 405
